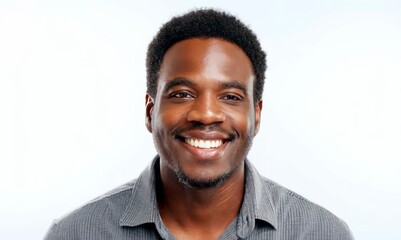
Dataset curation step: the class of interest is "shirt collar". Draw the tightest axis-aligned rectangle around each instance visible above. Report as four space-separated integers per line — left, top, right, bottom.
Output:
119 156 160 227
237 160 278 238
119 156 278 237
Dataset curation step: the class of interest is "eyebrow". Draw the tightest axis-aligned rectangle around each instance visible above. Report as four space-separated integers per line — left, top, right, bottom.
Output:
162 78 195 93
219 81 248 96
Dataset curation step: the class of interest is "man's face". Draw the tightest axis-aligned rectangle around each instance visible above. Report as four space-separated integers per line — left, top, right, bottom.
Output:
146 38 262 188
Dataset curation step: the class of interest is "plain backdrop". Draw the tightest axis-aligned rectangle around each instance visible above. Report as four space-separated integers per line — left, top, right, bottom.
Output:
1 0 400 239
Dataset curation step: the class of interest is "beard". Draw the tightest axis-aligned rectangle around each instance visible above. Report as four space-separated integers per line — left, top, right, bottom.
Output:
158 123 255 189
175 168 232 189
167 156 247 189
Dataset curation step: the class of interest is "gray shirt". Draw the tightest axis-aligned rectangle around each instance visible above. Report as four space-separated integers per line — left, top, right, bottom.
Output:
44 157 353 239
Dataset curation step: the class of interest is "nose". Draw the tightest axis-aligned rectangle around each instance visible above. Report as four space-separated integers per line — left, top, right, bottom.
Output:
186 93 225 124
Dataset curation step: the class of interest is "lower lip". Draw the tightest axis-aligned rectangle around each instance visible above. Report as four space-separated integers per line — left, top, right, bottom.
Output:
181 140 229 161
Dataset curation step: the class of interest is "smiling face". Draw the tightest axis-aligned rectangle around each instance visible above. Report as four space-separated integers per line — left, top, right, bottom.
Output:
146 38 262 188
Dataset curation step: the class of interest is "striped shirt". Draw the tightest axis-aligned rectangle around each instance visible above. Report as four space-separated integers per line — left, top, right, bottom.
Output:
44 156 353 239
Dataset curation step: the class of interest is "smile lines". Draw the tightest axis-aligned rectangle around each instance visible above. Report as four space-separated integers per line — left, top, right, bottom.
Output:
185 138 223 149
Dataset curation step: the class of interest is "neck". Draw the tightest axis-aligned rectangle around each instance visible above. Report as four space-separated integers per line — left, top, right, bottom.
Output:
157 162 245 239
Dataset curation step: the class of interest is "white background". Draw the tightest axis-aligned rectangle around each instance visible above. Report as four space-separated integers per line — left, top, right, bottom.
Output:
1 0 400 239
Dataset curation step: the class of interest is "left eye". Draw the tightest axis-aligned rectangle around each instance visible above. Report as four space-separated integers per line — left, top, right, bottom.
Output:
221 94 242 101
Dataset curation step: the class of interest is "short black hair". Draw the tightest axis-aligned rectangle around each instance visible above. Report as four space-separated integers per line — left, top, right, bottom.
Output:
146 8 267 102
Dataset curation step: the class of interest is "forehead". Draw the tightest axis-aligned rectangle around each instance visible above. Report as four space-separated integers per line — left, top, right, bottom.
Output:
158 38 255 91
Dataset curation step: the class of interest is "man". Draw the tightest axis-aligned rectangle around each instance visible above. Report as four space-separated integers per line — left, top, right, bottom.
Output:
45 9 353 240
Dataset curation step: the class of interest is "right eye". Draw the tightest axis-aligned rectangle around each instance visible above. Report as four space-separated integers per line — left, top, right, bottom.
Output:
170 91 194 99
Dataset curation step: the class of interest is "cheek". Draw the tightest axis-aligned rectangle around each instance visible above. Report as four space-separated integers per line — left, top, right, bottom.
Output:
247 113 256 133
228 108 255 133
153 107 186 134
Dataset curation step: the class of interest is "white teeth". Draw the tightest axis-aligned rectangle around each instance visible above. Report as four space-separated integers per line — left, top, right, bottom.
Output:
199 140 205 148
185 138 223 149
211 140 216 148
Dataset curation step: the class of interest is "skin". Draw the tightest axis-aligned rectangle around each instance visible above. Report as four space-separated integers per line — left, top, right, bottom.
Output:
145 38 262 239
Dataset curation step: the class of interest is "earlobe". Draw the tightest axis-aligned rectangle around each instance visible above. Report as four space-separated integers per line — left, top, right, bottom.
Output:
254 100 263 136
145 93 154 133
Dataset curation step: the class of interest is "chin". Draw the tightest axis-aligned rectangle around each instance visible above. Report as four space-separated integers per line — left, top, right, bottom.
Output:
173 161 242 189
176 170 231 189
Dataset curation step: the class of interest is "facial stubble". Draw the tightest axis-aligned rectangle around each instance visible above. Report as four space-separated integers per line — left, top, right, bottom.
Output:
166 132 254 189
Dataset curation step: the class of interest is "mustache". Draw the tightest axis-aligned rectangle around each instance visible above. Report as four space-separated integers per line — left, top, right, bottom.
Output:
173 123 237 140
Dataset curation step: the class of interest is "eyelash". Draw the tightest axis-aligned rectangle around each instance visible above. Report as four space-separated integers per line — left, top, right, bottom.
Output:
169 91 243 102
169 91 194 99
221 94 242 101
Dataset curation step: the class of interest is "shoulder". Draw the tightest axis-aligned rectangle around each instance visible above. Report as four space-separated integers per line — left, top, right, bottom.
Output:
44 179 137 240
260 176 354 239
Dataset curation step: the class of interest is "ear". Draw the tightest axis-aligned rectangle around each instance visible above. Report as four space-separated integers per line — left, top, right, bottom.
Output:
254 100 263 136
145 93 154 133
